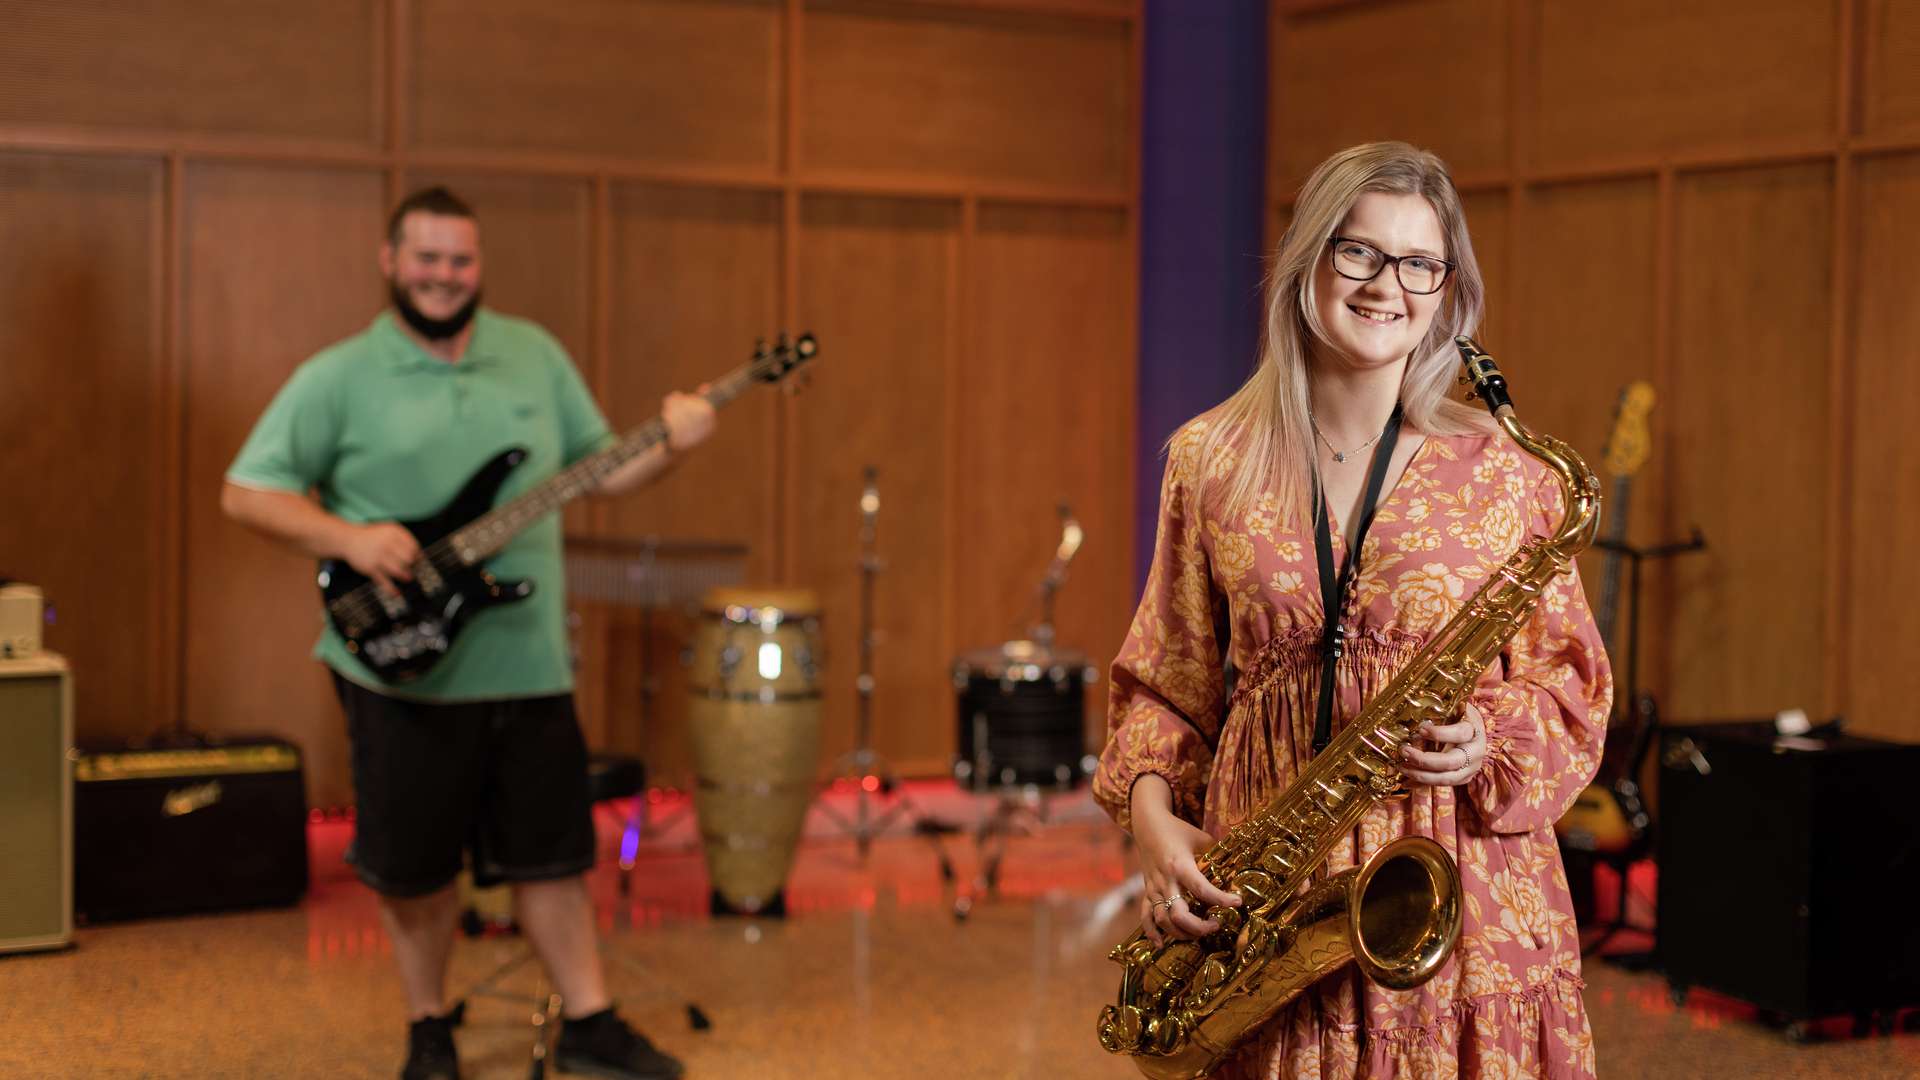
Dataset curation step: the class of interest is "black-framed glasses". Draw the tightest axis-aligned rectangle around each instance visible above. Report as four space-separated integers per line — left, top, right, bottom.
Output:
1326 236 1453 295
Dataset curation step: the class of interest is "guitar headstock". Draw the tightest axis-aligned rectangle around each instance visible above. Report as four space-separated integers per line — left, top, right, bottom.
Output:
1602 380 1656 478
751 333 818 386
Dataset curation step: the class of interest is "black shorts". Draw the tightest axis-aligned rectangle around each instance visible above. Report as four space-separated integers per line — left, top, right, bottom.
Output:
331 673 596 897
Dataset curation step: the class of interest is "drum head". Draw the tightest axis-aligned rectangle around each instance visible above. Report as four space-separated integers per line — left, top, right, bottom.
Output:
700 586 821 624
953 639 1090 682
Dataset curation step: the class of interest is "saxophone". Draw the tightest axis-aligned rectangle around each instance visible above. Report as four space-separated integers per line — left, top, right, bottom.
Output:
1096 337 1602 1080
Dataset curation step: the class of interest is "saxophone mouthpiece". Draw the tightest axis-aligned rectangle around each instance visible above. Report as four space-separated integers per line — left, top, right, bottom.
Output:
1454 336 1513 417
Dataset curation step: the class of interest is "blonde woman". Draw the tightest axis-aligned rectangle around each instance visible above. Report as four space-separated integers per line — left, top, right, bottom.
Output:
1095 141 1609 1078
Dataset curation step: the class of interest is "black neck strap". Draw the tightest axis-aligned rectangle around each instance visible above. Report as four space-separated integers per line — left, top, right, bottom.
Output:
1310 404 1403 753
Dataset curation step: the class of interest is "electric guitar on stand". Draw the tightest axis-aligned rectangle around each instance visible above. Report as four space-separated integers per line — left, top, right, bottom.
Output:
319 334 817 684
1556 381 1657 861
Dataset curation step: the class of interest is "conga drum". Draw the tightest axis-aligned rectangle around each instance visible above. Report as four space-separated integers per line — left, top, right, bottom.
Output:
685 586 822 915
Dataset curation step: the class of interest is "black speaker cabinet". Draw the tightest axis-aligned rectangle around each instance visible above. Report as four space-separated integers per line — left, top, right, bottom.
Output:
1656 722 1920 1027
74 736 309 922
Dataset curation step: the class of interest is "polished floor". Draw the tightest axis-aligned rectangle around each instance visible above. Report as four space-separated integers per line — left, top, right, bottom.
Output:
3 783 1916 1079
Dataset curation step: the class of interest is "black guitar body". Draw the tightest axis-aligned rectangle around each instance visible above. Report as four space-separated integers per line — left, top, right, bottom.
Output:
317 448 535 684
312 331 818 686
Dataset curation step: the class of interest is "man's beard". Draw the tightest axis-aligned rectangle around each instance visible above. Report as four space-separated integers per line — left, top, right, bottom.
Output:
389 280 481 342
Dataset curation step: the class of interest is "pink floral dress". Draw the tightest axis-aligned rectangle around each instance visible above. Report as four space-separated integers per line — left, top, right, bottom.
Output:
1095 420 1611 1079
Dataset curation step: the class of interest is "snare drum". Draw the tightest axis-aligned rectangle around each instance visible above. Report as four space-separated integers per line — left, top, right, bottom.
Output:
685 587 822 915
952 639 1098 791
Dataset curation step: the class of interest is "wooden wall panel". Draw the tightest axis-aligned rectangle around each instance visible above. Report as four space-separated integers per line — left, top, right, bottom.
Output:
1863 0 1920 138
180 164 387 809
410 0 782 167
1461 190 1508 351
1848 154 1920 740
1665 165 1831 721
1269 0 1506 195
1266 2 1920 747
591 184 784 784
802 2 1131 191
0 153 163 740
793 196 959 774
960 204 1135 751
4 1 1140 804
0 1 378 144
1530 0 1835 171
1506 181 1659 630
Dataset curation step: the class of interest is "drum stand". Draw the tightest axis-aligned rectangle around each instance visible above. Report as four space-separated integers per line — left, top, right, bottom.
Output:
948 779 1078 921
816 468 941 858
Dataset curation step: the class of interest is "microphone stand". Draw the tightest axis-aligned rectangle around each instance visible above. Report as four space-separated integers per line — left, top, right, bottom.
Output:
1029 504 1083 649
952 505 1088 920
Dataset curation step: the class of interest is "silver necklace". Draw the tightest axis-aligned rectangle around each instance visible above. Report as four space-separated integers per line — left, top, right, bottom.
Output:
1310 412 1385 463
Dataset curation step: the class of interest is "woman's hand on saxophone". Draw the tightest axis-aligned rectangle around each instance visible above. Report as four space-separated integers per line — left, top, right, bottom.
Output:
1400 701 1490 786
1129 774 1242 947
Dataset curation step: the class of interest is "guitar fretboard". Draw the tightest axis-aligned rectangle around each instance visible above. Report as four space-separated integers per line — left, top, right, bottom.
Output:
437 357 765 569
1594 473 1632 662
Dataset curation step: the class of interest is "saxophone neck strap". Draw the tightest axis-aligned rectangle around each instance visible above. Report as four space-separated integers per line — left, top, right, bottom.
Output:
1310 404 1404 753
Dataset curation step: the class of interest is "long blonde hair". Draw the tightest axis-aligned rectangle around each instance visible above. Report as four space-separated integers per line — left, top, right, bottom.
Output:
1188 141 1492 527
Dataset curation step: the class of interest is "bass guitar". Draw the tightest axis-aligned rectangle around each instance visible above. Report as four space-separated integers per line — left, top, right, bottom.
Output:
319 334 816 684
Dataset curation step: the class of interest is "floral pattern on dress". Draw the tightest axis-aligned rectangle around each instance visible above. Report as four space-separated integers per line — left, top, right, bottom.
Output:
1095 424 1611 1079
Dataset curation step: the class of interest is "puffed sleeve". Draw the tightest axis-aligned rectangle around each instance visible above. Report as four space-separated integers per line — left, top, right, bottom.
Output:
1463 464 1613 835
1092 432 1227 831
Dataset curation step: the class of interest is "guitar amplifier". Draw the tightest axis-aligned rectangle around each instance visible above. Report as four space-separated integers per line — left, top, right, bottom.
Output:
1657 722 1920 1024
0 654 73 953
74 736 309 922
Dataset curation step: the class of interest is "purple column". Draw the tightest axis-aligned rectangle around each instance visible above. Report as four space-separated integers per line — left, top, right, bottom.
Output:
1135 1 1270 589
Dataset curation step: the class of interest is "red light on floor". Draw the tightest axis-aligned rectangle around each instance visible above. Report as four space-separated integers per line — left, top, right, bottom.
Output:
861 775 880 793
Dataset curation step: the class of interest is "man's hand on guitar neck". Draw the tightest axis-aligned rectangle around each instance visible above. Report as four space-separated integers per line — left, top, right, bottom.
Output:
594 387 717 497
663 386 716 453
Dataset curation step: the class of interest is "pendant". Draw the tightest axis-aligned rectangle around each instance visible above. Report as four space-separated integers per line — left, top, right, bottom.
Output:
1332 451 1347 463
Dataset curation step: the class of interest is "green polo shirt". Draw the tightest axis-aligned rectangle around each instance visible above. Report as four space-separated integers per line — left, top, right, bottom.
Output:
226 308 613 702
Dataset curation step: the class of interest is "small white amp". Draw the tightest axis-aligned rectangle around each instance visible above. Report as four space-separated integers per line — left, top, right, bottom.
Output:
0 582 46 660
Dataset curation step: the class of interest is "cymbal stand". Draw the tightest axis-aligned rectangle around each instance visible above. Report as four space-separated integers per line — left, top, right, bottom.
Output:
817 467 949 864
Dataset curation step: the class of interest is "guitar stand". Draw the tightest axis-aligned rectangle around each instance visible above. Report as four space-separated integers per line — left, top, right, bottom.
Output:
1581 530 1706 965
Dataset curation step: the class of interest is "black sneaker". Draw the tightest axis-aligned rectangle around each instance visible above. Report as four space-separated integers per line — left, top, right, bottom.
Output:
401 1013 461 1080
554 1008 685 1080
